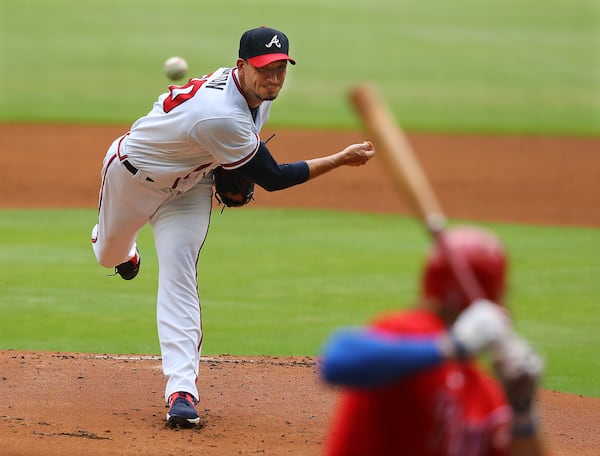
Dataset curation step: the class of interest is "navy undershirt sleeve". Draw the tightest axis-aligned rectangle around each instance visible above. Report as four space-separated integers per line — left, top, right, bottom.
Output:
319 328 444 389
237 141 310 191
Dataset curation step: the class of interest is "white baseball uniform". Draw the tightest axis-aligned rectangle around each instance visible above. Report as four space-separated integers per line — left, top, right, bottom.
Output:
91 67 272 403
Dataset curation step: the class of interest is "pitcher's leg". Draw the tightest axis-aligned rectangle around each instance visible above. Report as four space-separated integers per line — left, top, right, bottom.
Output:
150 179 213 403
92 147 166 269
91 222 138 269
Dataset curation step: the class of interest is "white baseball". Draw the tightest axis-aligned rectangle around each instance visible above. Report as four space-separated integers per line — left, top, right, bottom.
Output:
164 56 188 81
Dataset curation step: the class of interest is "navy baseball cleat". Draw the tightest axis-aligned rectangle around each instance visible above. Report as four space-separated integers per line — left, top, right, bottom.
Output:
166 392 200 428
114 249 141 280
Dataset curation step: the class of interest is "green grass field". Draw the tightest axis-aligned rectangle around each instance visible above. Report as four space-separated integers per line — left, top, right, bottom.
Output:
0 0 599 399
0 209 598 397
1 0 599 135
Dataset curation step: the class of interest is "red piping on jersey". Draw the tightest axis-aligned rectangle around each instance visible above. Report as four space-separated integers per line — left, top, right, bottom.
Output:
224 68 261 169
232 68 243 94
105 153 118 170
170 163 212 189
220 135 260 169
97 152 119 217
116 132 131 161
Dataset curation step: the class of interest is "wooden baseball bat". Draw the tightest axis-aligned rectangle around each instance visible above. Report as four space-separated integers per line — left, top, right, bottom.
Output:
349 82 484 303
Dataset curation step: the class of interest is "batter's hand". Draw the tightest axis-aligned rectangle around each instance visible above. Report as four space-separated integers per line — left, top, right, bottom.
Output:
339 141 376 167
450 299 511 358
493 334 543 414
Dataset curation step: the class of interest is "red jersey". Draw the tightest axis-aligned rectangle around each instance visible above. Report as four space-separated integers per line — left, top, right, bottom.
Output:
325 309 512 456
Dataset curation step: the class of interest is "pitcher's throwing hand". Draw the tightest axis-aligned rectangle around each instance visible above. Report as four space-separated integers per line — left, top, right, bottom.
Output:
341 141 376 166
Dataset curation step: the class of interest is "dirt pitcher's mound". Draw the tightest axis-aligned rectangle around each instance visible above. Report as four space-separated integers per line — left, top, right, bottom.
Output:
2 351 600 456
1 352 333 456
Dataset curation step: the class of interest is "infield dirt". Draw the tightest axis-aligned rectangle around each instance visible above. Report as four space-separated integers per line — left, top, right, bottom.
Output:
1 124 599 455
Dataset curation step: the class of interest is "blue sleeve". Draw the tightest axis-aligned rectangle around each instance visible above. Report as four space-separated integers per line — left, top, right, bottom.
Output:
319 328 444 389
237 141 309 191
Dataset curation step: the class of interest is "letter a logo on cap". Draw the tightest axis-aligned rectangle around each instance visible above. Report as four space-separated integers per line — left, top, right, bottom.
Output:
239 27 295 67
265 35 281 48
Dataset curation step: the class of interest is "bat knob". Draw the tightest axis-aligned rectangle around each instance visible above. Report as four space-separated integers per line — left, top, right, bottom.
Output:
426 213 447 233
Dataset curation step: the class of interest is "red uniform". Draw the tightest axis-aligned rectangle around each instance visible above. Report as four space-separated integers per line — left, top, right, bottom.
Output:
325 309 512 456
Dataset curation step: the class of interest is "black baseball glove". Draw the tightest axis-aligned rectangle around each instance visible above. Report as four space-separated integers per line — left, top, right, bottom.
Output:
213 166 255 208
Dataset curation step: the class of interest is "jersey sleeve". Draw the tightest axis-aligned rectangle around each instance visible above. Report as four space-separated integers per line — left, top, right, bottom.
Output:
190 116 260 168
319 327 444 388
237 141 309 191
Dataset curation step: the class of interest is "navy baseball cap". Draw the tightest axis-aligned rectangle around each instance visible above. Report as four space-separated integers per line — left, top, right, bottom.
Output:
239 26 296 68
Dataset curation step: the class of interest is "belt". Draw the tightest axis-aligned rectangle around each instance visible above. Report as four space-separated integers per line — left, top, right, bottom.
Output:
122 160 154 182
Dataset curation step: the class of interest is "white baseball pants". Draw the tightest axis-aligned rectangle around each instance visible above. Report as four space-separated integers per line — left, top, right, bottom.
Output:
91 137 213 403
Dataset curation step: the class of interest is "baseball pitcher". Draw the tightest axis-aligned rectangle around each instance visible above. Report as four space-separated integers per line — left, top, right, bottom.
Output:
90 26 374 428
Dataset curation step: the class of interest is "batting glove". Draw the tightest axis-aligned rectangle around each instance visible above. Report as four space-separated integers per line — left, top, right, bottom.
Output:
493 334 544 415
450 299 511 358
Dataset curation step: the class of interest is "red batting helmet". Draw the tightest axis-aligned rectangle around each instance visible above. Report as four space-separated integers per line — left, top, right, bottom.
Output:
421 226 507 310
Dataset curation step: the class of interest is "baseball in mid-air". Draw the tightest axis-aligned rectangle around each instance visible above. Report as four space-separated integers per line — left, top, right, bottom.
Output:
164 56 188 81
